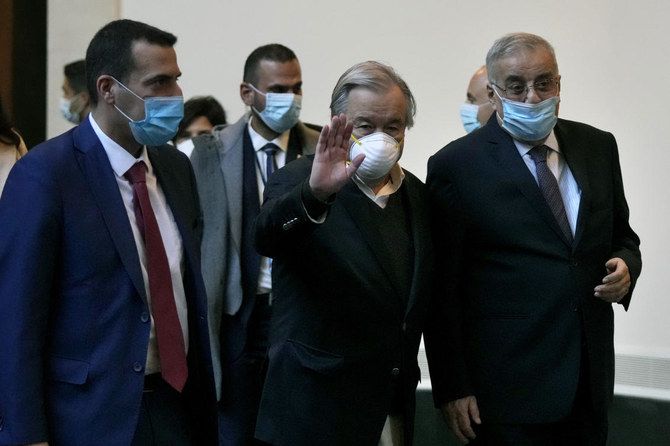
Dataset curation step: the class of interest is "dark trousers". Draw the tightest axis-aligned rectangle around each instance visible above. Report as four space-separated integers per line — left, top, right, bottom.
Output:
218 295 271 446
132 374 196 446
471 350 608 446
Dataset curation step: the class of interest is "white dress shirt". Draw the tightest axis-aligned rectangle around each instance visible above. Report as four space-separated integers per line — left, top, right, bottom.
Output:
513 130 581 236
90 114 189 375
247 117 291 294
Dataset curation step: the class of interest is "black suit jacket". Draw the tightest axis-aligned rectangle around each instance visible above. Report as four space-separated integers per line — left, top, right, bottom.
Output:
253 156 434 446
424 116 641 424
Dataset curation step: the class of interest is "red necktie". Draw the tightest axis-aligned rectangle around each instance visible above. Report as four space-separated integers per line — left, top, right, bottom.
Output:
125 161 188 392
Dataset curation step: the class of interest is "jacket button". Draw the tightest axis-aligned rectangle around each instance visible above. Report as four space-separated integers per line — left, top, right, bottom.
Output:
391 367 400 376
141 312 150 323
282 217 299 231
133 362 144 373
0 415 4 431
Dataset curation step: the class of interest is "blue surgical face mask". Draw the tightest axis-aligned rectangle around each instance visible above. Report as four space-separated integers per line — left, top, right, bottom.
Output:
493 87 559 142
113 78 184 146
60 94 85 124
460 103 482 133
248 83 302 134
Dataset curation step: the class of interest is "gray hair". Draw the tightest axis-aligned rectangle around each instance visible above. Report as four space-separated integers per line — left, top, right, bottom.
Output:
486 33 558 84
329 61 416 129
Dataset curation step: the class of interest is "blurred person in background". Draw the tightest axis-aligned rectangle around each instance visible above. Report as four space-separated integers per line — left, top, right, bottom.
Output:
60 59 91 124
0 97 28 193
173 95 227 157
459 65 493 133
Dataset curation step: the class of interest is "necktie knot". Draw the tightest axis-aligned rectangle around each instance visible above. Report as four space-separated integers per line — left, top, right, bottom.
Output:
529 145 549 164
262 143 279 157
125 161 147 184
262 143 279 179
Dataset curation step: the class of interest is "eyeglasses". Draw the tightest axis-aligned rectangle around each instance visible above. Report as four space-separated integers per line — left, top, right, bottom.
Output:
492 77 559 101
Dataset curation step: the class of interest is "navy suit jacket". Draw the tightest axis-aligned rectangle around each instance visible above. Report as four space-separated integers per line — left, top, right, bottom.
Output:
424 116 642 424
253 157 434 446
0 119 217 445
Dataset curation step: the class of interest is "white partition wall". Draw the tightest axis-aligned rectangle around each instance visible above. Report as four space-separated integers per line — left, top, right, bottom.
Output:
47 0 670 399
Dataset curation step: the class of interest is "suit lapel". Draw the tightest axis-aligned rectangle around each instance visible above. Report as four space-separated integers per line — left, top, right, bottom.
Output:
147 147 200 294
285 125 302 162
402 176 431 319
486 121 572 248
219 119 246 253
73 121 146 302
555 120 589 248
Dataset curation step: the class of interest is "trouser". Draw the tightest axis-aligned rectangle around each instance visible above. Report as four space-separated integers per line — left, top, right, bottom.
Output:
132 373 196 446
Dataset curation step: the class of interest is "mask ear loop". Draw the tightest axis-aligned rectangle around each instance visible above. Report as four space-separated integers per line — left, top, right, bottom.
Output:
347 134 363 166
110 76 145 102
109 76 146 123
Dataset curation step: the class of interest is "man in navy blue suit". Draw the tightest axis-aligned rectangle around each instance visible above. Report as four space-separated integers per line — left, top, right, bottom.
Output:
425 33 641 446
0 19 217 446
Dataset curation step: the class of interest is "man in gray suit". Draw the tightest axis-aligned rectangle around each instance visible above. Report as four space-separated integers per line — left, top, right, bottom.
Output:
190 43 319 446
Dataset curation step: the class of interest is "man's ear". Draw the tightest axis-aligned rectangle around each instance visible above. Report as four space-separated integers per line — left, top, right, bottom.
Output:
240 82 254 106
97 76 116 105
487 84 497 111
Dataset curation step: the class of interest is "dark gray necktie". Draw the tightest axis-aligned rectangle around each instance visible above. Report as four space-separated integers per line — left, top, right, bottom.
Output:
528 145 573 243
262 143 279 180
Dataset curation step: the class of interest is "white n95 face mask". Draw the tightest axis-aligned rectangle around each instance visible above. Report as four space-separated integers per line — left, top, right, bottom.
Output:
349 132 402 182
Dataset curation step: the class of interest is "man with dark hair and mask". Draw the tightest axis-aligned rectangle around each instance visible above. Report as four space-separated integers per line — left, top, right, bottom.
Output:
425 32 641 446
60 59 91 124
189 43 319 446
0 19 217 446
252 60 433 446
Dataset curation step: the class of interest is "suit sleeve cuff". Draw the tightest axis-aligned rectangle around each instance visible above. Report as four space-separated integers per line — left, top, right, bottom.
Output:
301 179 334 223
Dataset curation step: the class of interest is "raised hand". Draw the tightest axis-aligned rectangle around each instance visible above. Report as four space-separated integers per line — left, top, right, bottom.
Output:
308 114 365 201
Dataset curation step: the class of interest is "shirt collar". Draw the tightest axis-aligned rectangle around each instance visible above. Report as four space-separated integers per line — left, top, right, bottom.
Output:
89 114 152 178
352 162 405 199
247 116 290 153
513 129 560 158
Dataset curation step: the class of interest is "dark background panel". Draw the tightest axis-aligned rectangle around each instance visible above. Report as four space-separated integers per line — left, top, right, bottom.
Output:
1 0 47 149
414 390 670 446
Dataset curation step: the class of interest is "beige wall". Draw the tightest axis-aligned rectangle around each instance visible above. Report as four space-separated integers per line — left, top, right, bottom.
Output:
47 0 119 138
48 0 670 376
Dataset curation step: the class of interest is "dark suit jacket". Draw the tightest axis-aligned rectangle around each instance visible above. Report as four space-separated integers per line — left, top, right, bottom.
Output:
253 156 434 446
0 119 217 445
190 114 319 400
424 116 642 424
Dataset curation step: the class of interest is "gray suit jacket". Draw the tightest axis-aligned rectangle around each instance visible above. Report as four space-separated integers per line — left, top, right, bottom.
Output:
190 113 319 399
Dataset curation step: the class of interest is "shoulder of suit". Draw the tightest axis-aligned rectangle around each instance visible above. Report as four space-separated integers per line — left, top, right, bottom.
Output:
556 118 613 138
22 126 78 164
295 121 320 153
192 115 248 155
429 127 489 167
